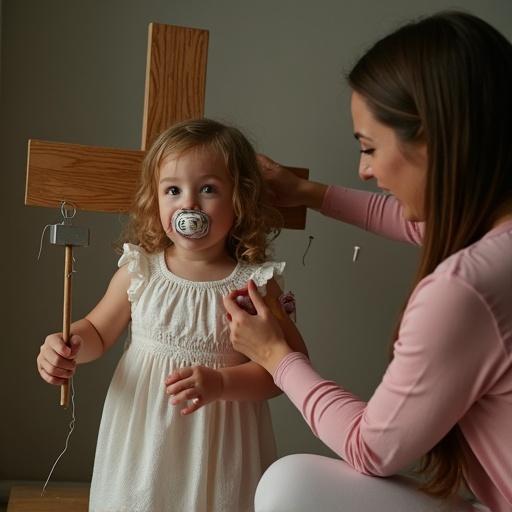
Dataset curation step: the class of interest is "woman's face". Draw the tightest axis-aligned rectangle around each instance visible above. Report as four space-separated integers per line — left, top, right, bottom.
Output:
351 91 427 221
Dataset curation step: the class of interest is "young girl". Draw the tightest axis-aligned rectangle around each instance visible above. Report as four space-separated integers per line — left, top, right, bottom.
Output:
36 118 307 512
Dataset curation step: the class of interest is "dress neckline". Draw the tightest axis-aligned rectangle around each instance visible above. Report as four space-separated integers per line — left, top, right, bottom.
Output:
157 251 242 289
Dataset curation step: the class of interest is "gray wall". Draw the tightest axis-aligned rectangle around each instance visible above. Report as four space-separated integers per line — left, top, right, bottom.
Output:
1 0 511 484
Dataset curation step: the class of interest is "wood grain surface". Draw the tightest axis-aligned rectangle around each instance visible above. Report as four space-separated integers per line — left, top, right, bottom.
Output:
141 23 209 149
7 485 89 512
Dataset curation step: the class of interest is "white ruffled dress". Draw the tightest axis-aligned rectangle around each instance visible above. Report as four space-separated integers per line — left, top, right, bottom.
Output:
89 243 283 512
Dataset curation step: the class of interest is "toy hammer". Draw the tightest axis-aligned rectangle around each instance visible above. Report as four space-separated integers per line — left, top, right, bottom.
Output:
49 204 89 407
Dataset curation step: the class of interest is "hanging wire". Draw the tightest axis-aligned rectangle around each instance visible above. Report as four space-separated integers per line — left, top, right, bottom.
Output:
41 378 76 496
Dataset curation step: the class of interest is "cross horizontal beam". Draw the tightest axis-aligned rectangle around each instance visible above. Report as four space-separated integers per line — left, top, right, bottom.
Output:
25 23 308 228
25 139 144 212
26 138 309 227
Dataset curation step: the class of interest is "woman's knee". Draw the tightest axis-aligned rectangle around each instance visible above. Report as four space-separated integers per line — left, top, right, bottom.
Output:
258 454 310 490
254 454 479 512
255 455 299 512
255 454 341 512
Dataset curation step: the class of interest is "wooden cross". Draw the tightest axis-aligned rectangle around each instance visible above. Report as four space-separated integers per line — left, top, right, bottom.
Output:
25 23 308 226
25 23 308 407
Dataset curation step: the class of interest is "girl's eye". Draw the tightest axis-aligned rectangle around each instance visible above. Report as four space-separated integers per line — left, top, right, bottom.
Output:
200 184 215 194
166 186 180 195
360 148 375 156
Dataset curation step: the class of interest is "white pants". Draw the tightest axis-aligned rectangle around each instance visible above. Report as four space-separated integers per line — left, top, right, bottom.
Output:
255 454 488 512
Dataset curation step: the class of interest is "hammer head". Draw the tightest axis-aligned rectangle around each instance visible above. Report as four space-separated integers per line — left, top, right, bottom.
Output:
49 224 90 247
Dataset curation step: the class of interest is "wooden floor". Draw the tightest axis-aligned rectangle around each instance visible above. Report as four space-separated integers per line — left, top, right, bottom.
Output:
7 485 89 512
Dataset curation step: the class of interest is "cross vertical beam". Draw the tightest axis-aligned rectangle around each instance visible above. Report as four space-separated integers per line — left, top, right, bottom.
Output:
25 24 209 213
142 23 208 150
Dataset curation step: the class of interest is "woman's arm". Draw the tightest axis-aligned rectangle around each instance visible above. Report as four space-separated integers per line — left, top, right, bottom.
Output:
321 185 424 245
224 274 503 476
259 155 423 245
219 278 308 401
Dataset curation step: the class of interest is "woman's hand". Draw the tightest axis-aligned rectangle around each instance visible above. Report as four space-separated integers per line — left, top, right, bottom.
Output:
37 333 82 385
223 279 293 375
164 365 224 415
258 154 307 208
258 154 328 210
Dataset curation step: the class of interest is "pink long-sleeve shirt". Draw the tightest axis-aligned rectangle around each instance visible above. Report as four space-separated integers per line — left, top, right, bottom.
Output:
274 186 512 511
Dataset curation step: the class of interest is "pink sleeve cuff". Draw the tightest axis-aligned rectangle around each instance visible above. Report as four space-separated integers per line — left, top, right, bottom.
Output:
273 351 312 389
319 185 369 226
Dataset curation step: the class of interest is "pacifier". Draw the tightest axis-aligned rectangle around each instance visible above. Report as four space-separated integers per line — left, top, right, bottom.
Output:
171 209 210 239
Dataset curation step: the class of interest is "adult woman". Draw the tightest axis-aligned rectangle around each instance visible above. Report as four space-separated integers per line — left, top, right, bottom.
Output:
223 11 512 512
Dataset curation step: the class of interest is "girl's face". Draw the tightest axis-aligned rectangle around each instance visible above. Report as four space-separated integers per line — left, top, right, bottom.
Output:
158 146 235 256
351 91 428 221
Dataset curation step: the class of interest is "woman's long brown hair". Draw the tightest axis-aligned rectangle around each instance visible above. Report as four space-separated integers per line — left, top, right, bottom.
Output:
348 11 512 497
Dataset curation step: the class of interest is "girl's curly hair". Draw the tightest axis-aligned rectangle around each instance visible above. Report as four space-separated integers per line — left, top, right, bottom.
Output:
122 118 282 263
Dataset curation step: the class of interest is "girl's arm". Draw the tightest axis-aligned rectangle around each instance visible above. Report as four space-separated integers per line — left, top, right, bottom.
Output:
37 265 131 385
165 278 308 412
219 278 308 401
80 264 132 362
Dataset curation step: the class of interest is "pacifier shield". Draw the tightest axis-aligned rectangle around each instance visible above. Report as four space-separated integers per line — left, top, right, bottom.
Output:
171 209 210 239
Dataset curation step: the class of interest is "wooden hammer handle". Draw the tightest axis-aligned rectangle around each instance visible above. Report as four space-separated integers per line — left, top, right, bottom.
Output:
60 245 73 407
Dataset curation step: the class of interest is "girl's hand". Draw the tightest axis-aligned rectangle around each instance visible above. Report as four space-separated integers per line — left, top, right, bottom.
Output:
223 279 293 375
165 366 224 415
37 333 82 385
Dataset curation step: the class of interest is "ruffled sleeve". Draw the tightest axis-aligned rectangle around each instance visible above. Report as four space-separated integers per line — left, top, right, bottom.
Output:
118 243 151 304
249 261 286 296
